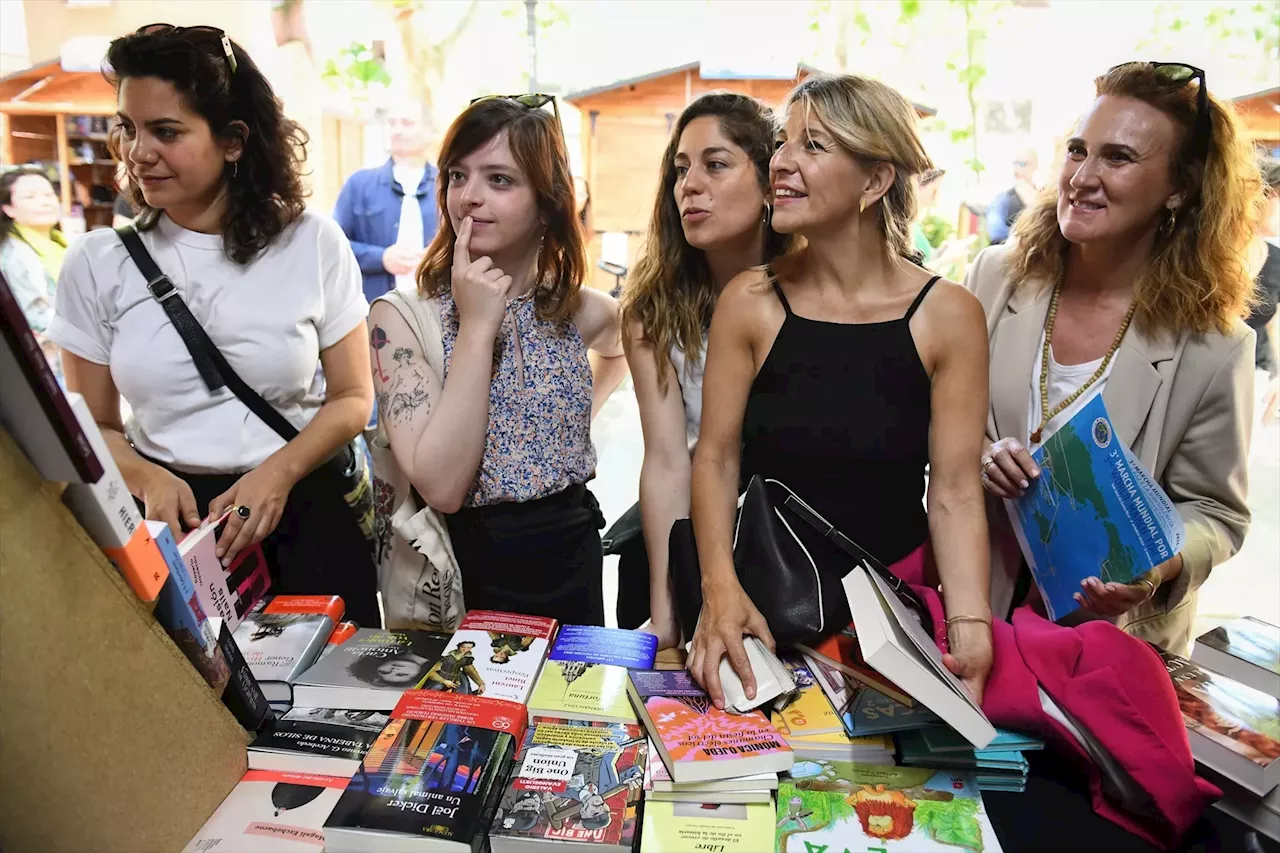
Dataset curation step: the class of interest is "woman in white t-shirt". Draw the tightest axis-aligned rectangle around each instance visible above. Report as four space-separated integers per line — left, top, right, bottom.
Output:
49 25 379 625
615 93 791 649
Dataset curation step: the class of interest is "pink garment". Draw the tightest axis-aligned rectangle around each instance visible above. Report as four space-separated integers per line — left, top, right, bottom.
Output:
884 546 1219 849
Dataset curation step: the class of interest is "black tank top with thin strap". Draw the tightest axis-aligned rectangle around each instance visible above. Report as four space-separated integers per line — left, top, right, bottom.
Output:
741 275 939 566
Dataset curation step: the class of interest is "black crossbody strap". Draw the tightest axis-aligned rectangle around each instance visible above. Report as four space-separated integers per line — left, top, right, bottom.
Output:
115 225 299 443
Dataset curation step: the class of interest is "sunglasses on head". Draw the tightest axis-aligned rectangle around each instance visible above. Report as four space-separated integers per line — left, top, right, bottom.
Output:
1109 61 1210 158
470 92 560 121
136 23 238 76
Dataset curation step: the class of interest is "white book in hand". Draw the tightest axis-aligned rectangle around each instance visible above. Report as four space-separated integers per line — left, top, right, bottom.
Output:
843 565 996 749
716 636 797 714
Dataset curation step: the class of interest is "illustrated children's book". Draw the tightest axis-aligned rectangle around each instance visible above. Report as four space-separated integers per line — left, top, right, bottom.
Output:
776 761 1004 853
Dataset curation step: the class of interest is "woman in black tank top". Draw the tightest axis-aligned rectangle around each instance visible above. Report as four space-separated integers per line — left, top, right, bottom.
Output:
687 74 995 710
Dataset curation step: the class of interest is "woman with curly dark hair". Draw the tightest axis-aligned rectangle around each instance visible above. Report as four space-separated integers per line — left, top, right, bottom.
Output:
48 25 379 624
968 62 1264 654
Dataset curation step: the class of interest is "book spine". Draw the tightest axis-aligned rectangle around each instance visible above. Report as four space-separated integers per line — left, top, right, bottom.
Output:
0 277 102 482
213 617 271 732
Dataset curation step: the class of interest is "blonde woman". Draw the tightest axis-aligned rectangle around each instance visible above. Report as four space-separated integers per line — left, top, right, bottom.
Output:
688 75 994 708
969 63 1262 654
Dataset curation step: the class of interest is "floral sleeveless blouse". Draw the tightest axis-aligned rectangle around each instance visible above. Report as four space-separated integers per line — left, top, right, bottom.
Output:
440 287 596 508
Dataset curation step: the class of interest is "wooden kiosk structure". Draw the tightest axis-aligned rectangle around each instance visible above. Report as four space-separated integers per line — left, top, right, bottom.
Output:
565 61 934 290
0 58 121 231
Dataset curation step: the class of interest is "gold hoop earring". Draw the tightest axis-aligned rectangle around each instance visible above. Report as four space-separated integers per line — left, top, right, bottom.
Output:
231 161 239 179
762 203 771 225
859 198 866 215
1160 208 1176 237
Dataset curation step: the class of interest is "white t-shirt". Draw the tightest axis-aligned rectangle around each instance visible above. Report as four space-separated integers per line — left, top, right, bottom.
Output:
1027 328 1113 450
48 211 368 474
392 163 426 290
669 336 707 451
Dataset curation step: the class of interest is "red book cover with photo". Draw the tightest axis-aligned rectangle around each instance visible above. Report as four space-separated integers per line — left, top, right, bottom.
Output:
797 623 916 707
415 610 557 704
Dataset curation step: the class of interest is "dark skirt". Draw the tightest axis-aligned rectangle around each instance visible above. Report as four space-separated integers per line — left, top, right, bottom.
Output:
445 483 606 626
158 461 381 628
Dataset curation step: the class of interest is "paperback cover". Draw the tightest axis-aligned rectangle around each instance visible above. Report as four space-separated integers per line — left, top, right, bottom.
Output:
179 509 271 633
235 595 346 704
62 394 167 602
627 669 793 784
804 652 939 737
293 628 452 711
213 615 272 732
798 625 915 707
1163 651 1280 794
770 714 896 765
639 801 775 853
1008 394 1185 622
181 769 350 853
528 625 658 723
777 761 1003 853
250 707 392 776
1194 617 1280 699
917 726 1044 755
489 718 646 851
644 738 777 795
323 691 525 851
418 610 557 704
147 520 228 691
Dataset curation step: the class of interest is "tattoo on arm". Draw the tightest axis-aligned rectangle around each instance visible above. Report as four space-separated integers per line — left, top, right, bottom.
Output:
370 324 390 383
387 345 429 424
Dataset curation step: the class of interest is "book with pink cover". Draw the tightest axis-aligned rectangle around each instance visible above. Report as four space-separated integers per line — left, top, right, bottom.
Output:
626 669 793 784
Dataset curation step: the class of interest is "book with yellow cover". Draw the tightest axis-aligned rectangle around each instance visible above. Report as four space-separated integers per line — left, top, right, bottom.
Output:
528 625 658 724
639 801 774 853
774 655 845 737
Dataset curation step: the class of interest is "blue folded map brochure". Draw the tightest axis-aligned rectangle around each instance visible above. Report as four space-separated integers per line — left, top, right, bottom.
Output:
1007 394 1185 622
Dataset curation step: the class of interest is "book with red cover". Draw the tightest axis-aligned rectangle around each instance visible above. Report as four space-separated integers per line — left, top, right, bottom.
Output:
324 690 527 851
626 669 793 784
0 270 102 483
489 718 647 852
234 595 347 708
797 623 915 707
420 610 558 704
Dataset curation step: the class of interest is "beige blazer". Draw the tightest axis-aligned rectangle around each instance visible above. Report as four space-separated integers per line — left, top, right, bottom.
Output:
965 244 1256 655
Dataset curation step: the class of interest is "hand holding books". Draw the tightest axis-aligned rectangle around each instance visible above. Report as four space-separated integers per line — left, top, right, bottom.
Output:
686 577 777 711
208 454 298 566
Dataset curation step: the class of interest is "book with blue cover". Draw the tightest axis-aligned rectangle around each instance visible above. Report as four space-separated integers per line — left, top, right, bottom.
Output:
528 625 658 723
1008 394 1185 622
918 726 1044 754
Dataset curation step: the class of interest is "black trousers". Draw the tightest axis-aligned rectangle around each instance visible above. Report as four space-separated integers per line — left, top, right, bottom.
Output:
445 484 606 627
159 462 381 628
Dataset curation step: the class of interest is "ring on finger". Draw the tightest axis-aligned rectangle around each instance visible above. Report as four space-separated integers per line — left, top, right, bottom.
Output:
981 457 996 473
235 504 251 520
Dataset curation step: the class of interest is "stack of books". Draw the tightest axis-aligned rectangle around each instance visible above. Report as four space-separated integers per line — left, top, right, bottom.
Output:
183 609 558 852
769 654 895 764
898 726 1044 793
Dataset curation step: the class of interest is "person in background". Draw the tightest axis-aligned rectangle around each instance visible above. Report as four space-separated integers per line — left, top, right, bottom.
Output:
986 148 1038 244
1247 157 1279 424
49 25 379 626
969 62 1262 655
689 75 994 708
0 166 67 379
369 96 625 626
911 167 973 273
334 101 439 304
618 92 790 649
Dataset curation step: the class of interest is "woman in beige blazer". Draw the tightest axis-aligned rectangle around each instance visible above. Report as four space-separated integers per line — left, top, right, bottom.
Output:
965 62 1263 655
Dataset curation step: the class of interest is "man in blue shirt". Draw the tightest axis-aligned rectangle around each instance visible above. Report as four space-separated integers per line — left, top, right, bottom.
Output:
334 102 439 303
986 149 1038 245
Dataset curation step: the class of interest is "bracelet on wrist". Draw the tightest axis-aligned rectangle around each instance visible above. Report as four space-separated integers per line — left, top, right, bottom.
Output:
945 614 992 629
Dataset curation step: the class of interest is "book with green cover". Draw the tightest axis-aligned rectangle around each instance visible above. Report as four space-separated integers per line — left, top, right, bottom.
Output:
777 761 1003 853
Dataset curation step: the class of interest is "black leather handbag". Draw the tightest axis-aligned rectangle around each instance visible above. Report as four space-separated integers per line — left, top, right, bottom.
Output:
671 475 928 647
